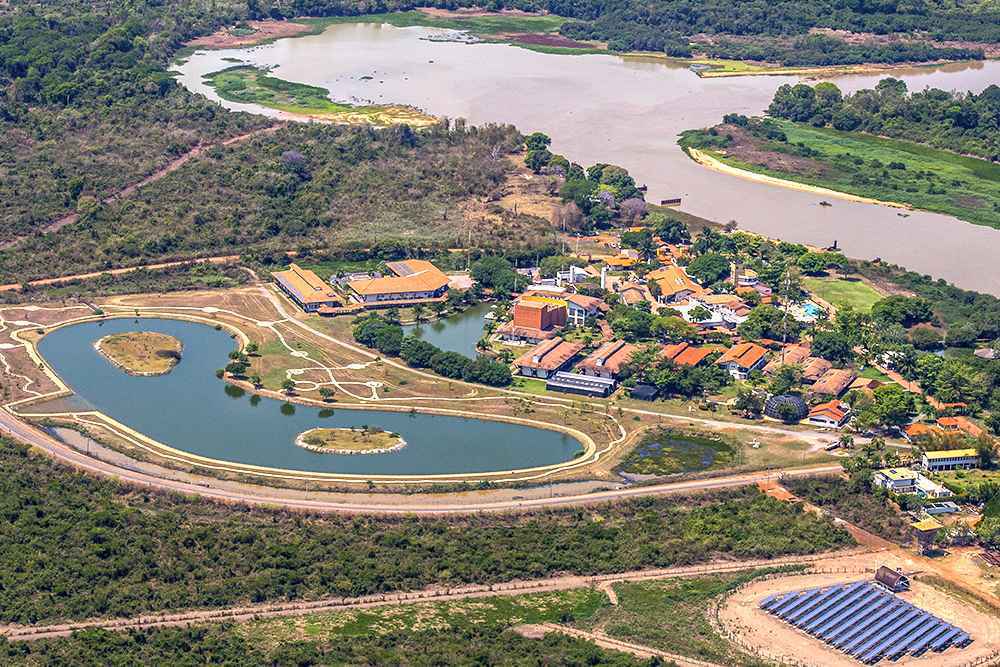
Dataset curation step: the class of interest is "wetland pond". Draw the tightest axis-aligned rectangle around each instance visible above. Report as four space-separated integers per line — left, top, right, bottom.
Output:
401 303 491 358
37 318 582 476
174 21 1000 295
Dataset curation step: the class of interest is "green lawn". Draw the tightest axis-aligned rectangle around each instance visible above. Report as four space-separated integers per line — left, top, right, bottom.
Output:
858 366 893 383
683 119 1000 229
512 376 550 395
803 276 883 313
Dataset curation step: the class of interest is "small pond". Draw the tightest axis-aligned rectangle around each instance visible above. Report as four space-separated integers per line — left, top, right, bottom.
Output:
37 318 582 476
401 303 491 357
618 429 737 476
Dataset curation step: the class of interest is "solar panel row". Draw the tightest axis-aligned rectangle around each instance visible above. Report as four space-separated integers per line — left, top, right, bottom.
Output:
760 581 972 664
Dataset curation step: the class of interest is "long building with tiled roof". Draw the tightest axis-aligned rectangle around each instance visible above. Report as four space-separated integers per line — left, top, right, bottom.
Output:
272 264 343 313
348 259 449 305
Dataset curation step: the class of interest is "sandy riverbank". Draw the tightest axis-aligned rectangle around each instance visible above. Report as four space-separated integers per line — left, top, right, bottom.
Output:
686 148 912 210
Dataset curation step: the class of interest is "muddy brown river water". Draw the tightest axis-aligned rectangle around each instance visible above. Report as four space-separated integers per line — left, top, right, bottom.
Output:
174 22 1000 294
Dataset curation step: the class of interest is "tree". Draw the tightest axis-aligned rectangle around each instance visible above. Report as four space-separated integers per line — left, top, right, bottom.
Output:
412 304 427 323
811 330 853 364
650 316 697 342
686 252 730 286
734 387 764 418
245 342 259 356
738 305 801 341
281 379 295 394
872 295 933 328
863 384 915 430
768 365 802 395
524 132 551 152
841 437 900 490
318 387 335 402
430 351 471 379
687 305 713 323
462 357 513 386
909 325 942 350
249 375 262 388
400 336 438 368
651 214 690 244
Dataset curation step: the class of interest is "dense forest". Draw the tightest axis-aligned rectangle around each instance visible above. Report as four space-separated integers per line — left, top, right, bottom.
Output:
0 121 535 283
0 437 851 625
768 79 1000 160
0 625 648 666
699 34 983 67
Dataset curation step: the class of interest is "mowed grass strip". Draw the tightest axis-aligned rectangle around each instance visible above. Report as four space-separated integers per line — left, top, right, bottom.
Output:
803 276 883 313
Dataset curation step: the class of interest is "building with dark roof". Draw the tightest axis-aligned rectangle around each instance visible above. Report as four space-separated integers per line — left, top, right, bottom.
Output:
545 371 616 397
629 383 659 401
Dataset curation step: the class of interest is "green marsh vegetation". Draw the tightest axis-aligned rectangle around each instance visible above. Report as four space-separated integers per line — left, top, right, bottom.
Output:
681 116 1000 229
0 436 851 624
300 11 567 37
618 428 738 476
203 65 435 125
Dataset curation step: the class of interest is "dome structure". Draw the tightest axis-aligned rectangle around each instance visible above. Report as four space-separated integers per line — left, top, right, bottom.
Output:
764 394 808 422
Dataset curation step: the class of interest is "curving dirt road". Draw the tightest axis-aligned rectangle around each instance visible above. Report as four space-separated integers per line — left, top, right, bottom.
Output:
0 405 839 515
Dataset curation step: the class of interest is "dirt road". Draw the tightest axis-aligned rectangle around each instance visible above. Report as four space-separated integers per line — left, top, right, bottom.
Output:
0 405 840 515
0 550 864 642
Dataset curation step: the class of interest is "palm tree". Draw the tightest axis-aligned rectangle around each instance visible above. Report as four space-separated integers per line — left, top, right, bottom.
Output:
412 304 427 322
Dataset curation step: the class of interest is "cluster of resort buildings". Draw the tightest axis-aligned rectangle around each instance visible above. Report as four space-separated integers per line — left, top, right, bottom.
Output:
272 259 451 315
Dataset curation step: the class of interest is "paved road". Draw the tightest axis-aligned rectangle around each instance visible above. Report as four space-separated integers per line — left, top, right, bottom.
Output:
0 407 840 515
0 551 861 641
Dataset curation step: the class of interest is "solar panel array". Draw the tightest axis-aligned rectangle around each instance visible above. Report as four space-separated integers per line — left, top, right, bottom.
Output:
759 581 972 664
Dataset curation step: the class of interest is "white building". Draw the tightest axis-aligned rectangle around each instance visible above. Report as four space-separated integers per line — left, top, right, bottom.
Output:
921 448 979 472
873 468 919 494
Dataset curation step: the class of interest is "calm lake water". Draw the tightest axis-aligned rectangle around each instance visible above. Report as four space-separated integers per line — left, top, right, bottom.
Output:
402 303 491 357
174 23 1000 294
38 318 582 475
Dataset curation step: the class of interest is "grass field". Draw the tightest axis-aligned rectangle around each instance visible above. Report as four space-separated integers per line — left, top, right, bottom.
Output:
803 276 883 313
241 588 607 648
204 66 435 126
684 119 1000 229
576 569 796 665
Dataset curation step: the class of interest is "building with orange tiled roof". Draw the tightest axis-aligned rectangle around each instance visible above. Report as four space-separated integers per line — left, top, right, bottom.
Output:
664 342 718 367
273 264 343 313
348 259 449 305
763 344 811 375
515 338 583 379
800 357 834 384
647 264 703 304
715 342 768 379
806 400 852 429
496 300 567 345
904 422 942 442
936 416 985 438
577 340 637 379
811 368 858 397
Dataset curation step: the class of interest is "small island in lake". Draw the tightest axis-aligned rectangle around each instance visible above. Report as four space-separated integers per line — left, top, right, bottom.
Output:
95 332 183 376
295 426 407 455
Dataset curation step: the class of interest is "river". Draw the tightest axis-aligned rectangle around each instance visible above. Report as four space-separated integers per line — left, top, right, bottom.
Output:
174 22 1000 294
37 318 582 476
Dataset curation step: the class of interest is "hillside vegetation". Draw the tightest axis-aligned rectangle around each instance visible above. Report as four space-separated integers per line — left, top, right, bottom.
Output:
0 436 851 624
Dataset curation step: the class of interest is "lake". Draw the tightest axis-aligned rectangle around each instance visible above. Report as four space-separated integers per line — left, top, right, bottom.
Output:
402 303 491 357
174 22 1000 295
37 318 582 476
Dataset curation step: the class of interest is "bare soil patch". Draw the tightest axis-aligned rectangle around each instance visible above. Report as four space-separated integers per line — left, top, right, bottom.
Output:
719 555 1000 667
716 124 830 177
186 20 313 50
